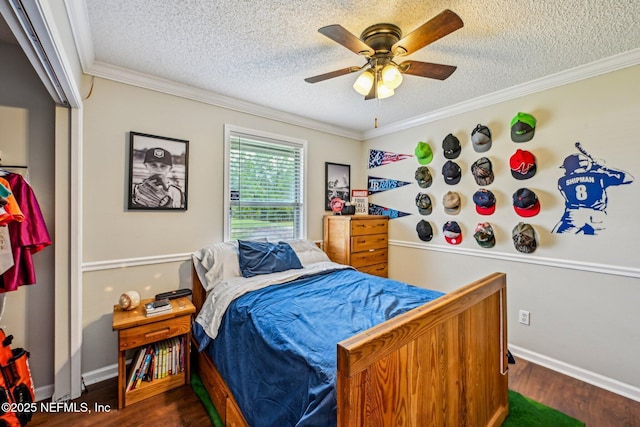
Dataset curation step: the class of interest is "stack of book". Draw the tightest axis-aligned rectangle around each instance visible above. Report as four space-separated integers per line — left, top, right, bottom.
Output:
126 336 186 391
144 298 172 317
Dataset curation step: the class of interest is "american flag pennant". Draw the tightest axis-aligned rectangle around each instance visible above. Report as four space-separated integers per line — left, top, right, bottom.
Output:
368 149 413 168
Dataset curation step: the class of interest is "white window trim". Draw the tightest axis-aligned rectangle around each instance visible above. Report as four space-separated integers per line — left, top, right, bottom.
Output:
223 124 308 241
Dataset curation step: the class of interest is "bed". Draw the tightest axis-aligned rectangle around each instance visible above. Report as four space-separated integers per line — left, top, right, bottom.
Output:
191 239 509 426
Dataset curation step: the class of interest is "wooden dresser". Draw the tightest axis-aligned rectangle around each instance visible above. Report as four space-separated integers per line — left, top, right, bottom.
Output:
323 215 388 277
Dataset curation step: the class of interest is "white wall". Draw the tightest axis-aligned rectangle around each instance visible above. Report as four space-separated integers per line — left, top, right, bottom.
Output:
364 65 640 398
80 77 364 373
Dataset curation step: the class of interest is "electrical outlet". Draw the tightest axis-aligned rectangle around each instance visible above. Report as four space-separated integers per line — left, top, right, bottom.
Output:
519 310 530 326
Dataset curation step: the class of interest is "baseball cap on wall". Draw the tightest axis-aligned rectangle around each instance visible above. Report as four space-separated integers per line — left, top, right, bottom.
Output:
442 160 461 185
414 166 433 188
471 124 492 152
442 221 462 245
510 149 537 180
510 112 537 142
442 191 461 215
471 157 494 186
473 189 496 215
416 220 433 242
512 222 537 253
415 141 433 165
512 188 540 217
415 193 433 215
144 147 173 166
474 222 496 248
442 134 461 159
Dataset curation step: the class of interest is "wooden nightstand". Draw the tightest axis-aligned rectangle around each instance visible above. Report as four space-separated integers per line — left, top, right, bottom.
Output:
112 296 195 409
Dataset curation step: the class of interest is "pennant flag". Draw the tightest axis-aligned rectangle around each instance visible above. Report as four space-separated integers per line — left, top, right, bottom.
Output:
368 176 412 194
368 203 411 219
369 149 413 168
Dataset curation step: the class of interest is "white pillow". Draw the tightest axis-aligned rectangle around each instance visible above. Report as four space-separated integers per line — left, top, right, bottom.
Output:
192 241 241 291
285 239 330 266
193 239 329 290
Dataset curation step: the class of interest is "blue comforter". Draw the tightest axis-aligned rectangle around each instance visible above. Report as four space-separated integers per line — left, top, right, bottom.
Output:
193 268 443 426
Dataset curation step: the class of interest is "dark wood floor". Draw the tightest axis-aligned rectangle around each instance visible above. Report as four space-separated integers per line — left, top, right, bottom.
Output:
30 356 640 426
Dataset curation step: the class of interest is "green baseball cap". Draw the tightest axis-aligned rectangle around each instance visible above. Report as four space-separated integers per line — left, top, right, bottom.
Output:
414 141 433 165
510 112 536 142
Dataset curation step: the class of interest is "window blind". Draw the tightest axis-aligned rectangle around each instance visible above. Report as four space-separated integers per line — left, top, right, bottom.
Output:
228 132 304 241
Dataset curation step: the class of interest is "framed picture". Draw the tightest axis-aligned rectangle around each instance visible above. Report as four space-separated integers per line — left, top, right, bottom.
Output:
325 162 350 211
128 131 189 210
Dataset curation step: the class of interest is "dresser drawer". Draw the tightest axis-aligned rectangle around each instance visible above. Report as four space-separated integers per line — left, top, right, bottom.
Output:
351 248 388 268
351 233 388 252
119 315 191 351
351 218 388 236
358 263 388 277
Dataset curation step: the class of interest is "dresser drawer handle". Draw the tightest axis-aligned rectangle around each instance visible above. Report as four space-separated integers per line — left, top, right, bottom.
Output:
145 328 171 339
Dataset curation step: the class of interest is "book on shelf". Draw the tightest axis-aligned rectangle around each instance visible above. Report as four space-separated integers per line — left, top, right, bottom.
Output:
125 336 186 391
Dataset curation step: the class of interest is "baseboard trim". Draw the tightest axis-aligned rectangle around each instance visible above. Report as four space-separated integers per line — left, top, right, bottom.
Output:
509 344 640 402
82 363 119 386
34 384 54 403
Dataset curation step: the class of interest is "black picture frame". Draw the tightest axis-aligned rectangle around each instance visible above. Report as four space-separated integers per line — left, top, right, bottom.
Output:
325 162 350 211
127 131 189 210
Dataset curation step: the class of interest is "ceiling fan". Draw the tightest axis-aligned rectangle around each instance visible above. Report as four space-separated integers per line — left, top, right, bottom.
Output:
304 9 463 100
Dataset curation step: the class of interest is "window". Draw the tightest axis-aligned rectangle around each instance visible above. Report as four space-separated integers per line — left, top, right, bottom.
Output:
224 125 306 241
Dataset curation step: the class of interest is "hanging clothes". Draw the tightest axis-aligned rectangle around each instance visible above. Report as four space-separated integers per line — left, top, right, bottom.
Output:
0 172 51 293
0 179 25 225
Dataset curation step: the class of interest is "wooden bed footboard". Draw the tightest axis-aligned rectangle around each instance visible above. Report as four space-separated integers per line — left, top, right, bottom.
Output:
337 272 508 426
191 266 508 426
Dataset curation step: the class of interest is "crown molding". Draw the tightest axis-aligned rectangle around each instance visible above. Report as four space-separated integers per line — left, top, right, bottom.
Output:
85 61 363 141
365 48 640 139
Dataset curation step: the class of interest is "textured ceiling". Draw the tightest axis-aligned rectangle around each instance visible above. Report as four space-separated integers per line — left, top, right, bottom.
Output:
70 1 640 137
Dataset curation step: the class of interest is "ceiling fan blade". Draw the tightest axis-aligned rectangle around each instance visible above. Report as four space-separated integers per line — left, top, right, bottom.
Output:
318 25 375 57
304 66 361 83
399 60 457 80
392 9 463 56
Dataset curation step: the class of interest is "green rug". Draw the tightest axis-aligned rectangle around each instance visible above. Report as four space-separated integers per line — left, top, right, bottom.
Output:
191 372 224 427
191 373 584 427
504 390 585 427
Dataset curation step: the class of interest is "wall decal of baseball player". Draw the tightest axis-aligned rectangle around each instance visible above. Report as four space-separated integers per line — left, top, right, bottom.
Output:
128 132 188 210
552 142 634 235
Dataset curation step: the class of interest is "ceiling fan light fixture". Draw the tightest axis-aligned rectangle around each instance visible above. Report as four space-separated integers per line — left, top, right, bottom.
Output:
381 63 403 89
353 69 375 95
376 80 394 99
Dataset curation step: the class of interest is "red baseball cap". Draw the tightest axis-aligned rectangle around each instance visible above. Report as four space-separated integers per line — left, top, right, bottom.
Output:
510 149 536 180
442 221 462 245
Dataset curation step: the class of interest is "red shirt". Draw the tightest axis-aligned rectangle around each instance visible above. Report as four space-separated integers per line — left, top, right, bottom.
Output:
0 173 51 292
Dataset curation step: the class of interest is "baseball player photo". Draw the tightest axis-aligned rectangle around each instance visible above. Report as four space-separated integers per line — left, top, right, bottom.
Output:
128 132 188 210
552 142 634 235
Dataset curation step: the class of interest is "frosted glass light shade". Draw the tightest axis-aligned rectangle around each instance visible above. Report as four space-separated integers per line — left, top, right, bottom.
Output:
381 64 403 89
376 81 394 99
353 69 375 95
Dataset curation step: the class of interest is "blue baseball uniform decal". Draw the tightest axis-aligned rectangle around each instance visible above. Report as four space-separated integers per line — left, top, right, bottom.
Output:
553 143 634 235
